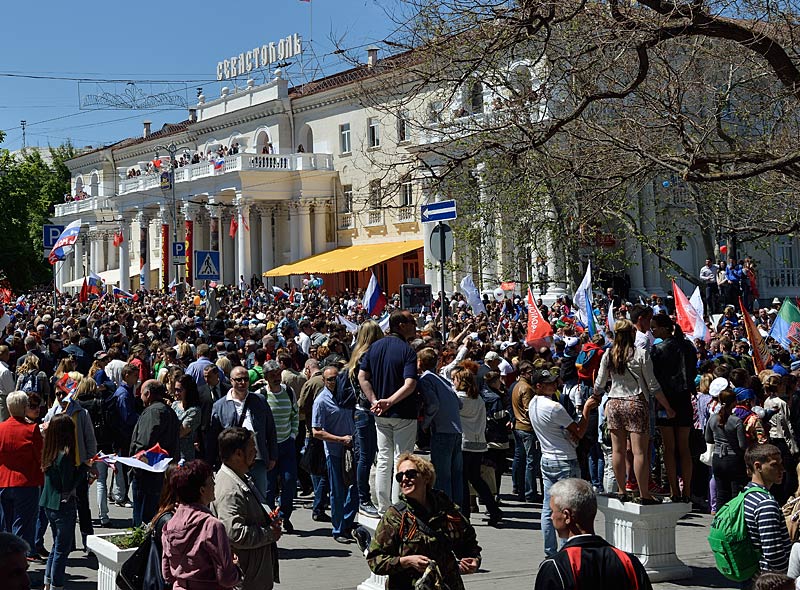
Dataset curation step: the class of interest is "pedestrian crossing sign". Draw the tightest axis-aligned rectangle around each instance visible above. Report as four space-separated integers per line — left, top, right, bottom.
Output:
194 250 221 281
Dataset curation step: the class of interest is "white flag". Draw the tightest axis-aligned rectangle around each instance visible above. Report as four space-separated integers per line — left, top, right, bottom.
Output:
459 275 486 315
573 262 593 327
338 314 359 334
689 286 710 343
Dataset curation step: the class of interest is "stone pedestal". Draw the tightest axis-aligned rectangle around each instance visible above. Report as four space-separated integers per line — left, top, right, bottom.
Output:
86 532 136 590
596 496 692 583
356 512 386 590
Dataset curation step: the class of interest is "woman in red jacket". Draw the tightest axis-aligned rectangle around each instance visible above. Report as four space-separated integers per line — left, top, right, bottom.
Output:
0 391 44 558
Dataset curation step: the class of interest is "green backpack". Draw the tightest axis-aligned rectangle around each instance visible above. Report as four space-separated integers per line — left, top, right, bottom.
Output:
707 487 763 581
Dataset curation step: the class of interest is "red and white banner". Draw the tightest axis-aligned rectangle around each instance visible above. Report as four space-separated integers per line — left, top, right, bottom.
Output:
526 288 553 347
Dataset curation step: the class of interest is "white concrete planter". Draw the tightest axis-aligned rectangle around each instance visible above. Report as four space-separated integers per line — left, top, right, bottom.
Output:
356 512 387 590
86 532 137 590
596 496 693 583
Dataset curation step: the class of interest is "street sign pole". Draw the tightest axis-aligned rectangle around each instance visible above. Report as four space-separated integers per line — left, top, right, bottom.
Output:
439 220 447 341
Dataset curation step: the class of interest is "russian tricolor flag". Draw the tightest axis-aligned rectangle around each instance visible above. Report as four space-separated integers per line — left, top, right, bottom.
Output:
272 285 289 300
362 272 387 317
214 158 225 171
48 219 82 265
113 287 134 300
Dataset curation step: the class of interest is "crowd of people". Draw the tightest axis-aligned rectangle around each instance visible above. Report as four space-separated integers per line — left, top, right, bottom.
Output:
0 277 799 589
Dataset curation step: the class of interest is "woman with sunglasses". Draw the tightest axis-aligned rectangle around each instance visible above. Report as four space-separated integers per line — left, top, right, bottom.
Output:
367 453 482 590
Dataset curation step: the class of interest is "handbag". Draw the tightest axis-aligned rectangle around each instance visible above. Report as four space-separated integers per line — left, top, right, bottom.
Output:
117 530 158 590
300 436 327 476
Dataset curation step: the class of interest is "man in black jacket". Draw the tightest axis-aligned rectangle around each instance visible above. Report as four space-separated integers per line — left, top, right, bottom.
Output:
534 478 652 590
129 379 180 526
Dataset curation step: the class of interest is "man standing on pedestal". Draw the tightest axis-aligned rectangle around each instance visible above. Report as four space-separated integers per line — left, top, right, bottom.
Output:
534 478 652 590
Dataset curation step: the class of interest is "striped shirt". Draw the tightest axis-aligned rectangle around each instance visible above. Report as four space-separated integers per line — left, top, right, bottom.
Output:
743 482 790 574
263 384 299 443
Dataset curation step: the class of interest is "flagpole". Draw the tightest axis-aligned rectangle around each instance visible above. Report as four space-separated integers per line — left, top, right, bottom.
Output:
439 220 447 341
53 261 58 311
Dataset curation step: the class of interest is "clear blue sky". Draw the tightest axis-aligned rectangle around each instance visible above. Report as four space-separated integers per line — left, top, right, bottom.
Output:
0 1 398 152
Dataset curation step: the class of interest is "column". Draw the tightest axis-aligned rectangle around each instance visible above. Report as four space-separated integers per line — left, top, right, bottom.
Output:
259 205 275 272
640 182 664 295
235 198 252 285
74 235 85 281
160 206 171 290
137 211 150 290
476 163 498 288
56 256 69 292
313 200 328 254
183 203 198 288
107 231 117 273
298 203 312 261
118 215 132 292
95 231 106 273
221 210 235 285
88 237 97 274
289 202 300 263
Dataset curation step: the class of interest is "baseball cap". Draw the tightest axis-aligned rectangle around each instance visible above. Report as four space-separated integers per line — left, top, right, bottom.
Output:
533 369 559 385
708 377 729 398
263 360 281 373
735 387 756 402
485 351 501 362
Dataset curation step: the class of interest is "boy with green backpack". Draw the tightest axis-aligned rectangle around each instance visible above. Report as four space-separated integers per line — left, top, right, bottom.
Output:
708 444 790 586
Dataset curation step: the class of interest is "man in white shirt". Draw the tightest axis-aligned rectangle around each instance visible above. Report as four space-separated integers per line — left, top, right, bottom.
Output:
629 305 654 352
699 258 720 314
296 320 312 356
528 369 591 558
0 346 15 421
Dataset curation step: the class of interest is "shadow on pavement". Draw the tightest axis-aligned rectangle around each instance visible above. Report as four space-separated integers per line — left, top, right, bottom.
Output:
666 566 732 588
279 547 355 560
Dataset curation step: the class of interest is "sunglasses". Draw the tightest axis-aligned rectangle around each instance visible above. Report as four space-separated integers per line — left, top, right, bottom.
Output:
231 377 248 383
395 469 419 483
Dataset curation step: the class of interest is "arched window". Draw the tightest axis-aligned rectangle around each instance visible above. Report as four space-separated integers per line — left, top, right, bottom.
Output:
469 81 484 114
89 172 100 197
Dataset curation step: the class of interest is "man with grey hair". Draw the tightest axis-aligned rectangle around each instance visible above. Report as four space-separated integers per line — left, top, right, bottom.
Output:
0 532 31 590
534 479 652 590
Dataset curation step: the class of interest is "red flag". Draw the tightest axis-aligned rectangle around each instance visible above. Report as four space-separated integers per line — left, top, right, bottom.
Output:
739 296 770 373
0 288 12 304
526 288 553 346
78 278 89 303
672 280 698 336
289 287 296 303
229 217 238 238
113 230 124 247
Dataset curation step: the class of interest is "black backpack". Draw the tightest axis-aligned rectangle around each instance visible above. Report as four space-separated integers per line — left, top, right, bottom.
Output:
101 392 122 447
84 391 114 451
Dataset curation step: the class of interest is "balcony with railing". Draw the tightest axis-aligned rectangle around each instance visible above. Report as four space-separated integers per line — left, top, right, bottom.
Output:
760 268 800 292
338 212 354 230
117 152 334 195
54 196 112 217
366 210 384 227
396 206 415 223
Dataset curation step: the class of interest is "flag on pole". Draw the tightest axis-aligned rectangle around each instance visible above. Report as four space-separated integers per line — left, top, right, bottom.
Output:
739 296 770 373
113 229 124 247
606 300 615 335
112 287 134 300
272 285 289 300
768 297 800 351
338 314 359 333
213 158 225 171
78 278 89 303
229 217 238 238
673 280 709 342
573 262 596 336
459 275 486 315
363 272 388 317
526 287 554 347
87 272 103 297
48 219 82 265
688 286 710 343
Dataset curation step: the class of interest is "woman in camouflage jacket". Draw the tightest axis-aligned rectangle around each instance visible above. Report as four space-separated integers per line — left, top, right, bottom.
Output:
366 453 482 590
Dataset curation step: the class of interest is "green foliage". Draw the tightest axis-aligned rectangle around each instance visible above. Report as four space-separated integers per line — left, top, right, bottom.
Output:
0 141 76 290
108 525 148 549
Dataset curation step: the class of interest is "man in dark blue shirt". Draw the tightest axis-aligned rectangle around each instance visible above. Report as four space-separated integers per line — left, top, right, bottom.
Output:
112 363 140 508
358 310 418 513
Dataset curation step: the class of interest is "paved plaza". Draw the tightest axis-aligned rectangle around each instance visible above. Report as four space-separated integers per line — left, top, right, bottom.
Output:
26 471 734 590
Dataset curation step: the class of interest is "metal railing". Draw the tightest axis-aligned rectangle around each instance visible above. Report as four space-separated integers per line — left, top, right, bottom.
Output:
338 213 354 230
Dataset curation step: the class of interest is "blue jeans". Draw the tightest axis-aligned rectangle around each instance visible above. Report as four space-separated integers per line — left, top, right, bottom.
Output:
250 460 268 499
588 442 605 491
430 432 463 507
44 498 77 588
326 454 358 537
513 430 541 500
266 438 297 520
541 457 580 558
35 504 47 549
354 409 377 505
95 461 110 521
0 486 39 553
311 473 330 516
132 478 160 527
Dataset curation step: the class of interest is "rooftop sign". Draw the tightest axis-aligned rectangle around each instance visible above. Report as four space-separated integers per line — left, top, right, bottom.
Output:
217 33 303 81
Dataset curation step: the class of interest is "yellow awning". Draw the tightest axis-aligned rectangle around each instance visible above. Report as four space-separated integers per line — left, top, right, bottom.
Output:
263 240 423 277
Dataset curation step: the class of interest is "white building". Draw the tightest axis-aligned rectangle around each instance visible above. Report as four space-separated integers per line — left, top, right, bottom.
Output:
53 45 799 302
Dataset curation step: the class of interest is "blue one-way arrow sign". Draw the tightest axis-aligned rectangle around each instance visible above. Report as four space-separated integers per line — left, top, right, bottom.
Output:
420 200 457 223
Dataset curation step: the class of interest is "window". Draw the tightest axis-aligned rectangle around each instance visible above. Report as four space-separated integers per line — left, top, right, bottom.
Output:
397 110 411 143
469 81 484 114
342 184 353 213
427 100 444 123
368 117 381 148
369 180 382 210
339 123 351 154
400 176 413 207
